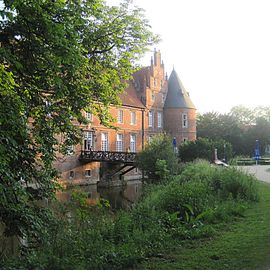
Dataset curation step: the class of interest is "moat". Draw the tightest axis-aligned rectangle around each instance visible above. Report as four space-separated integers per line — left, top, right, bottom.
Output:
56 180 143 209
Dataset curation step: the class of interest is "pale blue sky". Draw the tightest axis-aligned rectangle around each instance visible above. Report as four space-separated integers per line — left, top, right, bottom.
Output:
2 1 270 113
108 0 270 113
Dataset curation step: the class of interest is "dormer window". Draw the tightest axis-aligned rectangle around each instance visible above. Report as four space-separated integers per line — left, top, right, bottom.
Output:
154 78 157 88
85 112 93 121
151 91 155 102
162 93 166 103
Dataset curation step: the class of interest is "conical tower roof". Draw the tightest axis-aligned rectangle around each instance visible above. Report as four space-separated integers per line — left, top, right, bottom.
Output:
164 69 196 109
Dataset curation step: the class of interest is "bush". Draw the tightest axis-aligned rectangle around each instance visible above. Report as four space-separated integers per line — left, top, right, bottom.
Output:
136 134 179 182
179 160 259 202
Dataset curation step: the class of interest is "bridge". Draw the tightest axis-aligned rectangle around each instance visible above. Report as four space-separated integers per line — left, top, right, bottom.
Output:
79 150 138 181
79 150 137 164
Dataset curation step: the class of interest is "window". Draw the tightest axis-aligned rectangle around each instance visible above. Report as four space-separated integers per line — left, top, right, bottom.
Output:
116 134 123 152
148 111 153 127
154 78 157 88
117 110 123 123
157 112 162 128
69 170 75 179
45 100 52 117
148 135 153 144
182 113 188 128
84 131 93 151
162 93 166 103
85 112 93 121
85 170 92 178
151 91 155 102
101 132 108 151
130 134 136 152
131 111 136 125
67 145 74 155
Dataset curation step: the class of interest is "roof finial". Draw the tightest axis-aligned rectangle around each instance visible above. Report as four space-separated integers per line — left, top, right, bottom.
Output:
173 65 175 71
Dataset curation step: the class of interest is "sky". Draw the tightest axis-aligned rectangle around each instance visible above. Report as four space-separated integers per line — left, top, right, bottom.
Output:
108 0 270 113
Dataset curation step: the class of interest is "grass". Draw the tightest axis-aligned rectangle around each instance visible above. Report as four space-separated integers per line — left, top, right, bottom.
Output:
136 181 270 270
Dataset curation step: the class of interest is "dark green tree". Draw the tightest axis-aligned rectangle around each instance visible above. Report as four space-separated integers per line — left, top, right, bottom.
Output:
198 106 270 156
179 137 233 163
0 0 158 241
197 112 243 155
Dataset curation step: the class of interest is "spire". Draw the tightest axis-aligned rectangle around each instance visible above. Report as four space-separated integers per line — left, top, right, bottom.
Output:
164 69 196 109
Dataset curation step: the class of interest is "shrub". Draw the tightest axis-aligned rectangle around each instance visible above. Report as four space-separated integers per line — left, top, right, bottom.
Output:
136 134 179 182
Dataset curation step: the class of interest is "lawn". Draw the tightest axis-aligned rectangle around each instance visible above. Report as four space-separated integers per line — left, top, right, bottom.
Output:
136 181 270 270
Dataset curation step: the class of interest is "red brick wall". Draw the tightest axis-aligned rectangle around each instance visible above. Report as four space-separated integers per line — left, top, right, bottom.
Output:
164 108 196 144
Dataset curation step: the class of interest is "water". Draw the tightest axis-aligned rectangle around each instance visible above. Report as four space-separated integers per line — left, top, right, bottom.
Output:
56 180 143 209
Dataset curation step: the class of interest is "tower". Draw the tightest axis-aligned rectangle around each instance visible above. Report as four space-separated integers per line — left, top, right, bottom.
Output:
163 69 196 145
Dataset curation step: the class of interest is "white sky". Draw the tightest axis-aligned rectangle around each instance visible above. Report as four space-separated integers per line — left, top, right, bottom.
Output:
108 0 270 113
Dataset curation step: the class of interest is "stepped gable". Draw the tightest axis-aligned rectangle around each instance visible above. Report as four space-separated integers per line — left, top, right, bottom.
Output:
119 82 145 109
164 69 196 109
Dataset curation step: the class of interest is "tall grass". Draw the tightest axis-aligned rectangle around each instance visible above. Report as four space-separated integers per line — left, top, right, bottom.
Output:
2 161 259 270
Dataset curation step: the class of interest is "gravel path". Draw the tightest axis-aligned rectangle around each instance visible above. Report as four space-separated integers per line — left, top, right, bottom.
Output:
238 165 270 183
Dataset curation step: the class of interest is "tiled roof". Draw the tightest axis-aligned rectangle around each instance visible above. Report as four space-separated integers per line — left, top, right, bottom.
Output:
119 82 145 109
164 69 196 109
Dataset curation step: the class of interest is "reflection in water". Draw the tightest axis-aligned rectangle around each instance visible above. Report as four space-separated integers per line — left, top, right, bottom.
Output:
98 180 142 209
56 180 142 209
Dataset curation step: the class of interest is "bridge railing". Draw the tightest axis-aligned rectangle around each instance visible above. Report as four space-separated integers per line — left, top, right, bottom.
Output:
79 150 137 164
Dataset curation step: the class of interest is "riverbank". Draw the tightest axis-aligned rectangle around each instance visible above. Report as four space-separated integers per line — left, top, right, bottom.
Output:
136 181 270 270
1 162 261 269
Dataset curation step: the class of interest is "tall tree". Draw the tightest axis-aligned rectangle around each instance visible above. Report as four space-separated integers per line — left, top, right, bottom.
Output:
0 0 158 241
198 107 270 156
197 112 243 155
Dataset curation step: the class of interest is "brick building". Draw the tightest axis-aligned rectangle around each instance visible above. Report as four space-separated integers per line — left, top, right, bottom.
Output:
54 50 196 185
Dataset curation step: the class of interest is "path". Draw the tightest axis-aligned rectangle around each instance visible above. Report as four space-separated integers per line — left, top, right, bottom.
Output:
238 165 270 183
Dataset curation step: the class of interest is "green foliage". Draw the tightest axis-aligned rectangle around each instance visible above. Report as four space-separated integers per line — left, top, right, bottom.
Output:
197 106 270 156
179 137 233 162
0 0 158 241
136 135 179 182
179 161 259 202
1 161 260 269
155 159 170 182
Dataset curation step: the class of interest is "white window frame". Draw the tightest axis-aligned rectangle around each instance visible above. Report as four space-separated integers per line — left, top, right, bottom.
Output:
130 111 136 125
85 112 93 121
116 133 124 152
84 131 93 151
182 113 188 128
130 134 136 153
157 112 162 128
117 110 123 124
148 111 153 127
67 145 74 155
101 132 109 151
